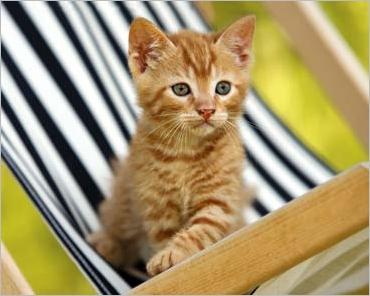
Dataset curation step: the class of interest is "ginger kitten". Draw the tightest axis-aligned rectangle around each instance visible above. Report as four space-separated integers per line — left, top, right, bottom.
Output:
88 15 255 276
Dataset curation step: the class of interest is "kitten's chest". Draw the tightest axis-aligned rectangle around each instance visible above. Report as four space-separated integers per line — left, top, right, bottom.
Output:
134 160 189 201
161 162 192 211
136 161 195 217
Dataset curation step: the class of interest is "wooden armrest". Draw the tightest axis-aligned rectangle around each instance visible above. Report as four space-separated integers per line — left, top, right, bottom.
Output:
1 243 34 295
131 163 369 295
264 1 369 148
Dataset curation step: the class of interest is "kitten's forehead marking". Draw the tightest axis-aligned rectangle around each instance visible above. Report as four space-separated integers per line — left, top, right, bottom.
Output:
171 33 215 79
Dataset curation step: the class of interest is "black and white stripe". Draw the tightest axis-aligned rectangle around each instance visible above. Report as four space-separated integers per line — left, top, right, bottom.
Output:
1 1 335 293
1 150 130 294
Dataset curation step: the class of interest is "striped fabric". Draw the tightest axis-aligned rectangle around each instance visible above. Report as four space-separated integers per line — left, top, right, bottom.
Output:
1 1 335 294
255 228 369 294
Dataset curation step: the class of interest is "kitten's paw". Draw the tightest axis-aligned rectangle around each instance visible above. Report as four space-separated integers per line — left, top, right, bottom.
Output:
87 231 124 267
146 247 187 276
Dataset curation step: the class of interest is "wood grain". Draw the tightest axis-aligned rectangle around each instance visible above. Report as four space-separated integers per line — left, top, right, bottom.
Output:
131 163 369 294
264 1 369 148
1 243 34 295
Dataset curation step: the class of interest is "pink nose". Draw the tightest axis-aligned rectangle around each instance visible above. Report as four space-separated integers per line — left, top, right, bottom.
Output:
197 108 216 121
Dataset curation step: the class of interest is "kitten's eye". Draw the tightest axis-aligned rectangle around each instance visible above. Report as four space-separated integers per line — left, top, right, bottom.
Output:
215 81 231 95
172 83 191 96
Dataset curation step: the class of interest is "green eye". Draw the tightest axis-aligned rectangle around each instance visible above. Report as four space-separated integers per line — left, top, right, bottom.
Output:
215 81 231 95
172 83 191 96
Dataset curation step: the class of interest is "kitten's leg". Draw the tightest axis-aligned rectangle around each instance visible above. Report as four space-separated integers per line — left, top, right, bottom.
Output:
141 197 183 254
147 196 240 276
87 197 142 268
88 165 142 269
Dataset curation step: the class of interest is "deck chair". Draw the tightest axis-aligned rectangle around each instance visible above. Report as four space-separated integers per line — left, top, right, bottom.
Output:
1 1 368 294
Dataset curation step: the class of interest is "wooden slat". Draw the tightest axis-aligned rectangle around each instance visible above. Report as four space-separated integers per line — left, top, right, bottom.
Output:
1 243 34 295
131 163 369 295
264 1 369 148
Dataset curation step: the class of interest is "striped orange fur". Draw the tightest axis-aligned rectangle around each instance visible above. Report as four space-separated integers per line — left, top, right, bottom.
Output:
88 15 256 276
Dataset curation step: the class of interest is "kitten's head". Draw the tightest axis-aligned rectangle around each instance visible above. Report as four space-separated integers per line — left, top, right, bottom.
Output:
128 16 255 138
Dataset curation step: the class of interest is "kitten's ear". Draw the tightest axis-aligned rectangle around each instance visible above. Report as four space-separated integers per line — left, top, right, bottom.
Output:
129 17 175 74
215 15 256 67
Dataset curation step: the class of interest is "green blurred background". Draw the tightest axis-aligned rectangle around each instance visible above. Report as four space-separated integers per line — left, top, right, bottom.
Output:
2 1 368 294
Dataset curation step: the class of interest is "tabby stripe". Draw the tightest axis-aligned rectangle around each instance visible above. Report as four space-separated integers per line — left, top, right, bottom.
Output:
166 200 181 212
154 229 176 242
142 198 179 211
148 148 179 163
173 233 189 251
201 228 218 243
146 201 180 220
181 46 202 77
156 170 172 180
189 171 214 186
168 251 174 266
146 211 170 221
192 198 232 214
149 142 220 163
145 86 167 110
186 232 204 251
151 186 179 196
191 216 228 233
189 160 236 182
196 179 231 195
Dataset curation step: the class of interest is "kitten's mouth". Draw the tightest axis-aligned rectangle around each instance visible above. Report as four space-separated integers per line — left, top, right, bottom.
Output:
182 118 222 134
196 121 214 128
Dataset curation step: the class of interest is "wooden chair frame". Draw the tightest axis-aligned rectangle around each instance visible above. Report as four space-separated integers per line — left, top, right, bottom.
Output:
1 244 34 295
2 163 368 295
264 1 369 148
2 2 369 295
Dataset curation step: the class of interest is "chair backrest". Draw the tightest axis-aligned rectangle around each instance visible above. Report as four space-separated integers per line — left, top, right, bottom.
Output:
1 1 335 293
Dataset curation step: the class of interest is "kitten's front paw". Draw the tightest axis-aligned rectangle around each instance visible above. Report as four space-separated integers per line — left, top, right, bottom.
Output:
147 247 187 276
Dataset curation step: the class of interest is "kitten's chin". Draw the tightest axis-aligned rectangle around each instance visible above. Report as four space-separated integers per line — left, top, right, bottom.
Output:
190 122 217 137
